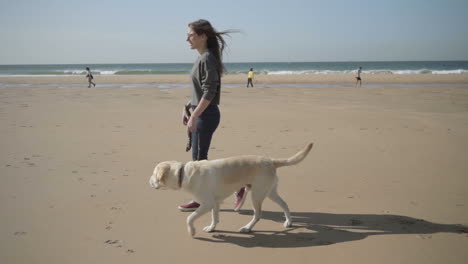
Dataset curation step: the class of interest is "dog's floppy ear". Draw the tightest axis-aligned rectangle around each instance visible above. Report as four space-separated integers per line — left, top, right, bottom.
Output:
157 163 171 184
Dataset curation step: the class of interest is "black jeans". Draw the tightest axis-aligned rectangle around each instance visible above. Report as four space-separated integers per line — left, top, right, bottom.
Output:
247 78 253 87
191 104 220 161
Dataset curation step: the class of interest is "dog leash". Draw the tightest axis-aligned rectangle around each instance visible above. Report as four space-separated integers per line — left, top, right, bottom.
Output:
184 103 192 152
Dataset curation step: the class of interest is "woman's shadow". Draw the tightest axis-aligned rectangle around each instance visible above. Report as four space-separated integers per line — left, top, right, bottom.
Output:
196 210 467 248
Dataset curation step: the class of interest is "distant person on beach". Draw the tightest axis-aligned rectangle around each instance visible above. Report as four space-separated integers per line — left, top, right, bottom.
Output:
85 67 96 88
178 19 247 212
355 66 362 87
247 68 254 87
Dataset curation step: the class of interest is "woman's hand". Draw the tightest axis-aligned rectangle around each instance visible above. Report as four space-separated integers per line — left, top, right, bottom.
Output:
187 98 210 132
187 115 198 132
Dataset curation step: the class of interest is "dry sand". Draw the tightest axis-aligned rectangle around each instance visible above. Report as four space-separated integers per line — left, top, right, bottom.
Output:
1 75 468 264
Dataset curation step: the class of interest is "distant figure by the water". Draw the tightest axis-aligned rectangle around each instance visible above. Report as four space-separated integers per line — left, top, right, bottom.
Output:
247 68 254 87
355 66 362 87
86 67 96 88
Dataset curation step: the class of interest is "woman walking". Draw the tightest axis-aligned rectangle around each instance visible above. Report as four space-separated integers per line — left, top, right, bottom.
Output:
178 19 247 212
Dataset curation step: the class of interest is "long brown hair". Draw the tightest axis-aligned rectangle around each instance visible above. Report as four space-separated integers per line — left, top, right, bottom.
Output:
188 19 237 75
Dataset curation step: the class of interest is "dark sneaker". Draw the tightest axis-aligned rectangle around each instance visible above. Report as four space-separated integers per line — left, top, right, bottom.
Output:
234 187 248 211
178 200 200 212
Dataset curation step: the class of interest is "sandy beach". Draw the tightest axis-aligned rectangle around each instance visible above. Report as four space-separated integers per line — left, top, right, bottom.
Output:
1 74 468 264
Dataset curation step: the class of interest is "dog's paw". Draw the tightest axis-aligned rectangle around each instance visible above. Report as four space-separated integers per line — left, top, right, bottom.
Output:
284 220 292 228
188 226 196 237
149 177 156 188
239 226 251 233
203 225 215 233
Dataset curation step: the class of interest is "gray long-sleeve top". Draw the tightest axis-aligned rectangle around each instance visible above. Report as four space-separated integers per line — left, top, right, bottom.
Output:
190 51 220 106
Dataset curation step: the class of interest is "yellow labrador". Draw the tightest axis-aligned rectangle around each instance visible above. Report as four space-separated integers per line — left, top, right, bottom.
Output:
149 143 313 236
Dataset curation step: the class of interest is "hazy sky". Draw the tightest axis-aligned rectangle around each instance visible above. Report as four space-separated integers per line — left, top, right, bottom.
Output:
1 0 467 64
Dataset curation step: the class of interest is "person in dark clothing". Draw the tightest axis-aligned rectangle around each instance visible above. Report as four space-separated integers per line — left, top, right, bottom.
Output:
85 67 96 88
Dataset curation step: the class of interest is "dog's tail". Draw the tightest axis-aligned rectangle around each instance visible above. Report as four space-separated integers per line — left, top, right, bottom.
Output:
272 143 313 168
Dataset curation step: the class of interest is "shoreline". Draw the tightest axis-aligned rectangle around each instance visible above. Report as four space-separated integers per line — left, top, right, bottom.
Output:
0 74 468 86
2 82 468 90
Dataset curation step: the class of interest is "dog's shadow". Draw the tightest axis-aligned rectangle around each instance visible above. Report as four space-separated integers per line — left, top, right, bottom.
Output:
195 210 467 248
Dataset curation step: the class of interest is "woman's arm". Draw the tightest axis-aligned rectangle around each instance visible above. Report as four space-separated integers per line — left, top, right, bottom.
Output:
187 98 211 132
187 53 218 132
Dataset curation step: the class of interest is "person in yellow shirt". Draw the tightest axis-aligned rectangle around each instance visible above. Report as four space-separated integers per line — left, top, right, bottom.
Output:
247 68 254 87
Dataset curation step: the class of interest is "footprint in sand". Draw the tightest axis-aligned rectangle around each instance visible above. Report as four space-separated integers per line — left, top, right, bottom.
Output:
105 239 134 253
105 221 114 231
105 240 123 247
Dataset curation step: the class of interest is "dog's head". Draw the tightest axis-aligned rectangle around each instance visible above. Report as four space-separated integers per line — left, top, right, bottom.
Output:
149 161 181 190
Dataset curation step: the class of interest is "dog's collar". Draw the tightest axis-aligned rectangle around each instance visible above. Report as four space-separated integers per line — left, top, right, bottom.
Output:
178 163 185 188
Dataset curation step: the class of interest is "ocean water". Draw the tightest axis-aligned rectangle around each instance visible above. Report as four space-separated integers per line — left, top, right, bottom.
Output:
0 61 467 76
